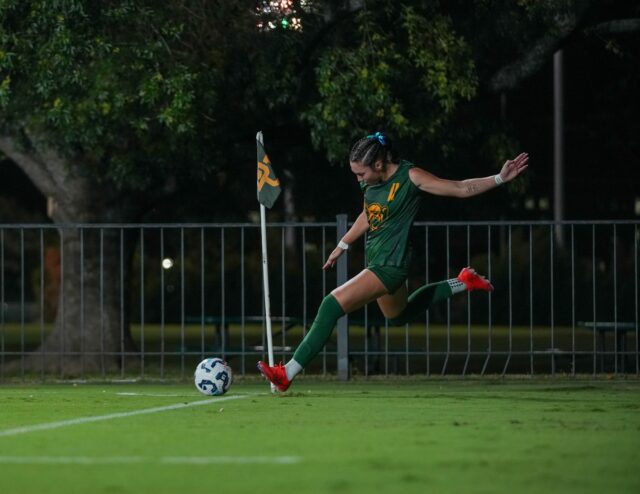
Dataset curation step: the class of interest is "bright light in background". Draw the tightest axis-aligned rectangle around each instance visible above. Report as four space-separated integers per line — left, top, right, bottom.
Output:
162 258 174 270
256 0 310 32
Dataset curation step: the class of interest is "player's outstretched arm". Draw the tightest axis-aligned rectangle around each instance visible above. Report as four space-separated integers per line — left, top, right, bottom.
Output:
409 152 529 198
323 210 369 270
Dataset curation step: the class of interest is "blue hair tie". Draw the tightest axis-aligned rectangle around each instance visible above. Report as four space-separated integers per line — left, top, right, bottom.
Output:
367 131 387 146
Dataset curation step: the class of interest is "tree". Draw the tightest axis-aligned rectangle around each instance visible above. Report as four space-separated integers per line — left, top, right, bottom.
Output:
0 0 259 373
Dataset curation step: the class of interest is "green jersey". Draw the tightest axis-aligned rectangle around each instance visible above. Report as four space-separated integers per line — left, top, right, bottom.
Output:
361 160 422 269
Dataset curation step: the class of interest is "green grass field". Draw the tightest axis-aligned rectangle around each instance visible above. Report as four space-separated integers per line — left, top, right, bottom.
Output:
1 379 639 494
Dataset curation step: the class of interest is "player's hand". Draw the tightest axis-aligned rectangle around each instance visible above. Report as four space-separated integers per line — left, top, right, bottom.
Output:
498 152 529 183
322 246 345 270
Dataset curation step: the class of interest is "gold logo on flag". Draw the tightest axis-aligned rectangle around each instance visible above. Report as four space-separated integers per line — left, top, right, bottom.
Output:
257 156 280 192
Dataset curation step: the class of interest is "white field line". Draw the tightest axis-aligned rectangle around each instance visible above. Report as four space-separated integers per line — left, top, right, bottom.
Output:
115 392 197 397
0 455 302 465
0 394 249 438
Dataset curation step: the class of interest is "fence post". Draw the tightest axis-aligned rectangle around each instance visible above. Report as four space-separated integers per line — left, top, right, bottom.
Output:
336 214 349 381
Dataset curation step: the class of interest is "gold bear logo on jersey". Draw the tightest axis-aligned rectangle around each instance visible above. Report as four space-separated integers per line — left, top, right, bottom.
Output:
366 203 389 231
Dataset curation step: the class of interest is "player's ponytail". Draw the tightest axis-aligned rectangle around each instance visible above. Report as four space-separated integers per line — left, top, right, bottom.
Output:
349 132 393 168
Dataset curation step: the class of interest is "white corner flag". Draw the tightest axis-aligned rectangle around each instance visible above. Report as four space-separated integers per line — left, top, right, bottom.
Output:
256 131 281 392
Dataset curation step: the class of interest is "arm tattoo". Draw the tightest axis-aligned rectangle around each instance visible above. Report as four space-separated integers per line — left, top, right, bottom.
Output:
466 183 479 195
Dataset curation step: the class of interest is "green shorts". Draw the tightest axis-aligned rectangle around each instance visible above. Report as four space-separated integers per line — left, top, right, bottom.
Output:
367 265 408 294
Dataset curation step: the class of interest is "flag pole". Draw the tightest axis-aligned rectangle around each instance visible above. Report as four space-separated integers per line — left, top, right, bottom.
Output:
257 131 276 392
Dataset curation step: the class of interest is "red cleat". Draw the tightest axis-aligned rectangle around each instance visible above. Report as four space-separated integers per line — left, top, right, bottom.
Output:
457 267 494 292
257 361 291 392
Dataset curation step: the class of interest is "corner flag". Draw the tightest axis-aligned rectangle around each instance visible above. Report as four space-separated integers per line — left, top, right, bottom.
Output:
256 131 278 392
257 135 281 209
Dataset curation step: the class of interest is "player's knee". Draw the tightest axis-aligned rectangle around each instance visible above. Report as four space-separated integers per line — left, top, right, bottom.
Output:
319 293 346 317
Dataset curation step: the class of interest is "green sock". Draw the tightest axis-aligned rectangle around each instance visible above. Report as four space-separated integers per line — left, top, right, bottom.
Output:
388 280 460 326
292 294 345 367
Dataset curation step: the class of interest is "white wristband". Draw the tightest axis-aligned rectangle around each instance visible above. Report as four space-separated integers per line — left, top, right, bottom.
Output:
338 240 349 250
494 174 504 185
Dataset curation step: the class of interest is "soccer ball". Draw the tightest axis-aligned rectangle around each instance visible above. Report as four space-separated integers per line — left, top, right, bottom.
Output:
194 358 233 396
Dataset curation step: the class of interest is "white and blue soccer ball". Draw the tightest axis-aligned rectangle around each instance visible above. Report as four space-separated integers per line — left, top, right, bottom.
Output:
194 358 233 396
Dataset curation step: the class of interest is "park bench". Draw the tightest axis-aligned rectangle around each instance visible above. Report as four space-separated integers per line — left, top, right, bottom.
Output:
579 321 637 372
184 315 301 353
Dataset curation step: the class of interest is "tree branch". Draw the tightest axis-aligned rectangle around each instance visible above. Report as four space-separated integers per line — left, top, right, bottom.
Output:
0 131 97 222
485 0 608 93
590 18 640 35
488 12 580 93
20 128 77 194
0 134 59 199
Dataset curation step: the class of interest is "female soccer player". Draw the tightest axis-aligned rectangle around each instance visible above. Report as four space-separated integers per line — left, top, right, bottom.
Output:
258 132 528 391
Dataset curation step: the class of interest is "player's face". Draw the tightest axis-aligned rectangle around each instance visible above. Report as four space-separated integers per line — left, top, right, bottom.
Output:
350 161 383 185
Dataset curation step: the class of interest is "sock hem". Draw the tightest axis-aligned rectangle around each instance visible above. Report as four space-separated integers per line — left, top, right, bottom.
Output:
447 278 466 294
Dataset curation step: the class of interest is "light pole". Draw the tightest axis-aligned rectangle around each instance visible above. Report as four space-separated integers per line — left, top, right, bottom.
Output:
553 49 565 248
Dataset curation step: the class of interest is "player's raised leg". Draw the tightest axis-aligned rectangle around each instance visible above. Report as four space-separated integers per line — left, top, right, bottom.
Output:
380 266 492 326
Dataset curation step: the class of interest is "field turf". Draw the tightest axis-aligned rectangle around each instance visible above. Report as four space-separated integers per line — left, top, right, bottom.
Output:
0 379 639 494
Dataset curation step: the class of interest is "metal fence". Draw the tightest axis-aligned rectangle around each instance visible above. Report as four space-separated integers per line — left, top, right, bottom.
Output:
0 219 638 380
